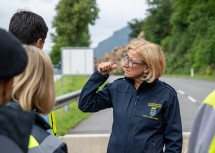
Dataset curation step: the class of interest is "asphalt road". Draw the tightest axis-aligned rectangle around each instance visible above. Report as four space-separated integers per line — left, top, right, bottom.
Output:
69 76 215 134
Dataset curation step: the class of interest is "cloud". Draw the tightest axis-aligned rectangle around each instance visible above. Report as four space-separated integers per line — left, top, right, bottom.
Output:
0 0 148 52
0 0 58 52
90 0 148 47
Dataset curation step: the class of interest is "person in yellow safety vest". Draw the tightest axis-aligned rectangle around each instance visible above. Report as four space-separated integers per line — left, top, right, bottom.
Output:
28 113 66 153
9 45 67 153
188 90 215 153
9 10 57 135
49 112 57 135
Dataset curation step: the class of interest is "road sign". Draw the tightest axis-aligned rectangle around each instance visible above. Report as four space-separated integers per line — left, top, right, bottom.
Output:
61 47 94 75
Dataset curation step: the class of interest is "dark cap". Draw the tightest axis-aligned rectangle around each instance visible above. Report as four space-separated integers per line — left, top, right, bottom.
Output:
0 28 27 79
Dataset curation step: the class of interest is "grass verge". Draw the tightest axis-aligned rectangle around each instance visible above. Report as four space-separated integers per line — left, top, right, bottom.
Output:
54 75 91 136
55 75 89 96
54 102 90 137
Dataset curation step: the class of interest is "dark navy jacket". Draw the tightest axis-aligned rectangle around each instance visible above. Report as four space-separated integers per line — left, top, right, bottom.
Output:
0 106 35 153
79 71 183 153
8 101 68 153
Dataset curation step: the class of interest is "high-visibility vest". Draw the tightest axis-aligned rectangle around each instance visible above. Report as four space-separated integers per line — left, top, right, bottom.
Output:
49 111 57 135
203 90 215 153
189 90 215 153
28 115 67 153
28 134 65 153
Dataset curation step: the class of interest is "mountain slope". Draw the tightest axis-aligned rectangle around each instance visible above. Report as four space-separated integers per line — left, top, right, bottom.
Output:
94 26 131 58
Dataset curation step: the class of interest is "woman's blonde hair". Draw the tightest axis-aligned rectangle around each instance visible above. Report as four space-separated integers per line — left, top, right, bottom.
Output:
12 45 55 114
127 40 165 83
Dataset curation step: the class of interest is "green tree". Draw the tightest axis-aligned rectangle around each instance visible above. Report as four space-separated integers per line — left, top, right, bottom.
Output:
50 0 99 64
128 19 144 39
188 0 215 74
166 0 215 74
142 0 172 44
126 0 215 75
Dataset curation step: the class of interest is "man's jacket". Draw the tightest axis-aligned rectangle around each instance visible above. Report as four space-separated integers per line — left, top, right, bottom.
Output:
0 106 35 153
28 114 67 153
8 102 68 153
79 71 183 153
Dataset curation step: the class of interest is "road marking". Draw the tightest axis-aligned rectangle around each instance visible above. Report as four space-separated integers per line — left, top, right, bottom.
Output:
178 90 185 95
188 96 197 103
177 89 198 103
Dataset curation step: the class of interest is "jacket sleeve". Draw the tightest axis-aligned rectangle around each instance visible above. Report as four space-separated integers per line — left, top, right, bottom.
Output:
78 70 113 112
163 93 183 153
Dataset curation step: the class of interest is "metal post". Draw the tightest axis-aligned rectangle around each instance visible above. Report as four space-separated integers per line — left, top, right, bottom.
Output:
190 68 194 77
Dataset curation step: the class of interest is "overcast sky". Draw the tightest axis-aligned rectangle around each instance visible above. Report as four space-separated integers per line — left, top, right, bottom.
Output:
0 0 148 53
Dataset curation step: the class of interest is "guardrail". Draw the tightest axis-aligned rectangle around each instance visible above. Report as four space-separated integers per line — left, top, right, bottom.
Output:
54 89 81 109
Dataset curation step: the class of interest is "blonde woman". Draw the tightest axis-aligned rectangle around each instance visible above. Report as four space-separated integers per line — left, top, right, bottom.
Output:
9 45 67 153
79 40 182 153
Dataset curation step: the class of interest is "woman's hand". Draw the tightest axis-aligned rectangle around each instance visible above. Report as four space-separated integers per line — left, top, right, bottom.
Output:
97 62 118 75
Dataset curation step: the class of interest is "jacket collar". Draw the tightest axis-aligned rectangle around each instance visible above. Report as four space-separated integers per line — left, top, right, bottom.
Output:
125 77 159 90
8 101 51 130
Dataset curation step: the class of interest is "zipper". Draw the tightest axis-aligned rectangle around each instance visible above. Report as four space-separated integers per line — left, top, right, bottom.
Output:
125 95 139 153
152 140 156 153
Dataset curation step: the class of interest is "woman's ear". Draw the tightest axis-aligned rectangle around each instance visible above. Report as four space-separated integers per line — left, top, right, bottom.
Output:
35 38 44 49
143 65 149 73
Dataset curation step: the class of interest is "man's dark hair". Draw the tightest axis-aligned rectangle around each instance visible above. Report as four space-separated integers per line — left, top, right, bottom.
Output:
9 10 48 45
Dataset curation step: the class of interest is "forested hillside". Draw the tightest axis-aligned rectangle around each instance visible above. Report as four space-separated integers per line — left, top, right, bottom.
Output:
129 0 215 75
94 26 131 58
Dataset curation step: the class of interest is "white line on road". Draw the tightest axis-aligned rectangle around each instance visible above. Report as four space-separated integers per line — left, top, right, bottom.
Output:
177 89 198 103
188 96 197 103
178 90 185 95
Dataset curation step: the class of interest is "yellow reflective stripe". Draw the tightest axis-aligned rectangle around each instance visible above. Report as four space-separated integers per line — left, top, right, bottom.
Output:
28 135 39 148
209 135 215 153
48 111 57 135
203 90 215 109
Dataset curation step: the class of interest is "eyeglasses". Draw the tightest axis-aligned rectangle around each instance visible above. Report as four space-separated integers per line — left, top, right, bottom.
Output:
124 54 146 68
